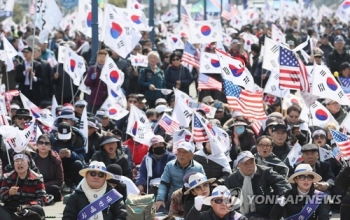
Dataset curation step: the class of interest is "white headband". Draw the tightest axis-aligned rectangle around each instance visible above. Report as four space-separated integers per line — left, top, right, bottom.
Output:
13 154 30 162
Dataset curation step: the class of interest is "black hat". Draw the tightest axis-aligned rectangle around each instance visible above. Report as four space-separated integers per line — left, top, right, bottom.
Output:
22 46 33 53
301 144 319 153
107 164 123 184
58 122 71 140
340 62 350 72
272 124 287 133
13 109 32 120
137 94 146 103
40 100 52 109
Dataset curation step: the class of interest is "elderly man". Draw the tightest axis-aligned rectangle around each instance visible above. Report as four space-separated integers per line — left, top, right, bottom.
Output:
156 142 205 212
328 35 350 73
226 151 291 219
324 99 347 125
63 161 127 219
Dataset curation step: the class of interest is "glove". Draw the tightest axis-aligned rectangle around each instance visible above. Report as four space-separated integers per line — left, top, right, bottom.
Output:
91 73 96 80
277 196 286 207
195 196 204 211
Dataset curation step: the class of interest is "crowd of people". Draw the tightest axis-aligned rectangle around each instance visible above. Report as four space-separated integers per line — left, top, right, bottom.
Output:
1 2 350 220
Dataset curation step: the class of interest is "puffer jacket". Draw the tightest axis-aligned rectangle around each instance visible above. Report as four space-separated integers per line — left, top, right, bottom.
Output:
138 66 165 102
62 184 127 220
164 65 193 95
255 153 289 178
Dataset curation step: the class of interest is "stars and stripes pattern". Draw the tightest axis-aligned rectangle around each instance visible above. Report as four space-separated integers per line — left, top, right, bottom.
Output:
250 121 262 136
221 5 240 21
330 129 350 158
298 59 310 92
181 6 189 26
192 113 209 142
339 77 350 87
198 73 222 91
279 46 301 90
341 86 350 103
182 42 200 69
223 79 267 121
158 114 180 135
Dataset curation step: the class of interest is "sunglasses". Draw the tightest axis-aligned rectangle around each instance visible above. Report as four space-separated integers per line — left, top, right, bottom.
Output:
89 171 106 178
296 174 314 181
76 105 85 108
314 56 322 58
194 182 209 191
37 141 50 146
17 117 31 121
313 135 326 140
212 198 231 204
172 58 180 61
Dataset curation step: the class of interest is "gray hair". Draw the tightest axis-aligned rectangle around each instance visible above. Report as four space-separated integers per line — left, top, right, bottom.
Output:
147 51 160 61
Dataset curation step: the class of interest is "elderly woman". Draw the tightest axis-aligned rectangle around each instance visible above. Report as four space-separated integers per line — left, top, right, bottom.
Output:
0 151 46 219
324 122 338 148
164 51 193 95
63 161 127 219
285 105 310 146
186 185 246 220
183 173 215 217
138 51 166 108
254 136 289 178
270 164 330 220
34 134 64 202
91 133 132 179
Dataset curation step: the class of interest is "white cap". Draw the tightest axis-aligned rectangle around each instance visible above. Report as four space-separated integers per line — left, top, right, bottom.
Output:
235 151 255 165
177 142 195 153
155 105 172 113
10 104 20 110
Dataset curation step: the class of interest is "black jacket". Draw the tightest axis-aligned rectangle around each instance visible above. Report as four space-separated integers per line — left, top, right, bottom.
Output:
270 184 330 220
112 56 130 92
85 131 102 163
328 49 350 74
51 63 78 102
35 58 53 100
185 206 247 220
254 153 289 178
62 185 127 220
335 166 350 191
226 165 291 217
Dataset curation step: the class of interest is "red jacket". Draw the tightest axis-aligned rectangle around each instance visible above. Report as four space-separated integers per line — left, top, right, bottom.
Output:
123 138 149 165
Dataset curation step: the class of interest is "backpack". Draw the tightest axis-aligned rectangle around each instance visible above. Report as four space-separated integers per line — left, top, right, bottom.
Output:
126 194 156 220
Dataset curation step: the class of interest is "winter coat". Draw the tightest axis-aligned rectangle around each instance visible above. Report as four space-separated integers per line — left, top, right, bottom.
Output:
84 65 108 106
138 66 165 103
35 58 53 100
270 184 330 220
62 184 127 220
254 153 289 178
85 131 102 163
135 150 176 187
285 118 310 146
168 187 186 217
123 138 149 165
51 63 78 102
164 65 193 95
226 164 292 218
186 206 247 220
328 49 350 74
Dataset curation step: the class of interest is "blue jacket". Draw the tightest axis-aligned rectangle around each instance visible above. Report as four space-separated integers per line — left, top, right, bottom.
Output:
164 65 193 95
138 66 165 101
135 151 176 187
156 159 205 202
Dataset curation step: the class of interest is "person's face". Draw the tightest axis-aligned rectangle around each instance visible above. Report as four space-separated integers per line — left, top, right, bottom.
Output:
101 117 109 127
86 171 107 189
88 126 97 136
148 55 158 66
294 175 313 192
321 38 328 45
75 105 85 114
231 42 238 50
257 138 273 158
343 68 350 77
97 54 106 65
176 148 193 167
133 47 141 55
171 56 181 67
211 197 231 218
267 126 274 136
313 134 326 147
103 142 118 154
13 39 19 48
302 151 319 166
23 51 32 60
143 41 152 48
37 138 51 155
33 49 41 59
137 101 145 110
271 130 287 145
326 101 341 114
334 41 344 50
152 142 165 149
14 158 29 175
15 116 31 129
314 56 322 64
326 129 335 140
127 98 137 109
214 111 224 119
62 118 75 126
163 53 170 63
191 182 210 197
336 29 343 35
288 110 300 124
238 158 256 176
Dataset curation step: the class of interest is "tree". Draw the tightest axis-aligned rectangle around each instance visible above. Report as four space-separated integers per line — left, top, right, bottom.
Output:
108 0 127 7
12 3 24 24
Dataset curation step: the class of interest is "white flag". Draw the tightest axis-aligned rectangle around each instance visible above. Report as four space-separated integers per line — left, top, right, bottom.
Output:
64 45 86 86
126 0 145 10
299 101 339 128
101 97 129 121
264 70 290 98
77 0 104 40
200 52 221 74
271 24 286 43
0 94 7 116
42 0 62 31
2 34 18 59
79 106 88 153
166 33 185 51
319 147 333 162
79 75 91 95
100 56 125 92
34 0 48 30
51 95 58 119
287 142 302 167
262 37 279 71
126 105 154 145
0 0 15 17
189 20 223 44
172 98 193 128
130 53 148 67
116 7 152 32
161 8 178 22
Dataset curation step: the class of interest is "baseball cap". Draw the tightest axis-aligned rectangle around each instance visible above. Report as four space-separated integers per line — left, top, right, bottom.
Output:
272 124 287 133
213 101 224 112
22 46 33 53
10 104 20 110
96 109 109 118
137 94 147 103
177 142 195 153
87 117 99 129
236 151 255 164
202 96 214 104
57 109 78 121
58 122 72 140
150 135 166 146
155 98 167 106
334 35 345 43
74 100 87 107
155 105 172 113
287 40 295 46
312 129 326 138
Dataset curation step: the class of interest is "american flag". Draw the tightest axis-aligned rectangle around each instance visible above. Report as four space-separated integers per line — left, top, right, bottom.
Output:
250 121 262 136
341 86 350 102
198 73 222 91
330 129 350 158
221 5 240 21
223 79 267 121
298 59 310 92
279 46 301 90
158 114 179 135
192 113 209 142
181 6 189 26
182 42 200 69
342 125 348 135
339 77 350 88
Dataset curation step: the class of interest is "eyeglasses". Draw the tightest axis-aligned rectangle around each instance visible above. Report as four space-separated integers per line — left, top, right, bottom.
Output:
37 141 50 146
314 56 322 58
17 117 31 121
194 182 209 191
258 144 272 148
76 105 85 108
212 198 231 204
89 171 106 178
296 174 314 181
172 58 180 61
128 100 137 103
313 135 326 140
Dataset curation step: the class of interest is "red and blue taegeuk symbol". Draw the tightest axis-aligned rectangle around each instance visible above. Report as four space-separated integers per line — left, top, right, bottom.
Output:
315 109 328 121
132 121 138 135
70 59 76 72
326 77 338 91
200 25 211 36
86 12 92 27
110 22 123 39
229 64 244 77
109 108 117 116
131 15 141 24
210 59 220 68
109 70 119 83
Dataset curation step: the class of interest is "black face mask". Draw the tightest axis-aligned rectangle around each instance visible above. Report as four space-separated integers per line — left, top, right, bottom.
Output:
153 147 166 155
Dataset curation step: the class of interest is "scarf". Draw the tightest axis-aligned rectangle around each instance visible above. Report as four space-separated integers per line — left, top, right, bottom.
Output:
239 167 257 215
82 179 108 220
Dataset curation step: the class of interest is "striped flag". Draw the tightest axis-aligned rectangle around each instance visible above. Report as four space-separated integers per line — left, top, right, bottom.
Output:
158 114 180 135
221 5 240 21
250 121 262 136
182 41 200 69
223 79 267 121
0 114 9 125
330 129 350 158
198 73 222 91
298 59 310 92
181 5 189 26
279 46 301 90
192 112 209 142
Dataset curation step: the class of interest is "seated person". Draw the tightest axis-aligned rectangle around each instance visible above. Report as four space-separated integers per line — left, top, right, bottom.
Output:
62 161 127 219
0 151 46 219
34 134 64 201
136 135 176 194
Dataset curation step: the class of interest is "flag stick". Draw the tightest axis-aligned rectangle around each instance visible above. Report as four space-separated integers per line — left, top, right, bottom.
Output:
61 66 65 105
5 71 9 92
70 79 75 106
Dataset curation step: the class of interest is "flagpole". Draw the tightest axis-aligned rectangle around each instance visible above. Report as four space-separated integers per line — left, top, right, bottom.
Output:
30 0 37 91
90 0 99 65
